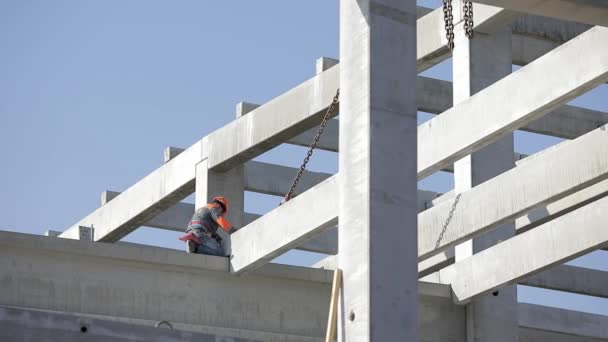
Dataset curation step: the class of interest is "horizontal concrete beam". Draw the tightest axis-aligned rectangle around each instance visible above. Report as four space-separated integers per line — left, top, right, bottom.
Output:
230 176 338 274
243 161 331 197
0 230 332 341
519 303 608 340
519 328 607 342
437 194 608 303
419 125 608 260
417 5 516 72
470 0 608 27
521 265 608 299
0 230 462 341
0 306 253 342
418 26 608 179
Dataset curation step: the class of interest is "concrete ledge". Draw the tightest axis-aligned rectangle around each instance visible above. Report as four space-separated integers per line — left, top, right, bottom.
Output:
519 303 608 340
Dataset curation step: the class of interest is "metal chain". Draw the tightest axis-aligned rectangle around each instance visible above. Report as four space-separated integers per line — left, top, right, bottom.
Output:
434 193 462 250
280 89 340 205
463 1 474 39
443 0 455 51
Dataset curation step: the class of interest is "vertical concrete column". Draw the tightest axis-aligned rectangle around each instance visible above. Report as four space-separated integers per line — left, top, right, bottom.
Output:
195 159 244 256
339 1 418 341
452 10 518 342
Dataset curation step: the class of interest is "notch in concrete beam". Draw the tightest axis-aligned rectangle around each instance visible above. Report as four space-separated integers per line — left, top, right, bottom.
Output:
78 226 94 241
235 102 260 118
100 190 121 206
44 230 61 237
163 146 185 163
315 57 339 75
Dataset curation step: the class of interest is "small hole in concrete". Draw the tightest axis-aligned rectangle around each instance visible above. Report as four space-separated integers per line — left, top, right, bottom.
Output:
80 326 88 333
349 310 355 321
492 291 499 296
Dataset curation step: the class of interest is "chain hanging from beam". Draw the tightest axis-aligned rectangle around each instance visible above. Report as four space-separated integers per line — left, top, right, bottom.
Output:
280 89 340 205
443 0 474 51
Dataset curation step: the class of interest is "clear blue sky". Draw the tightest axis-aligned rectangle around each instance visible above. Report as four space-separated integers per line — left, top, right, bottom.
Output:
1 0 606 316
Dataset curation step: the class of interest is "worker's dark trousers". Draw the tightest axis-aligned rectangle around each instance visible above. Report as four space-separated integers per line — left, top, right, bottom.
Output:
187 228 225 256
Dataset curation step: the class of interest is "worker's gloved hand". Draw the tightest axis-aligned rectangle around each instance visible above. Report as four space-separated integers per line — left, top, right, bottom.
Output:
211 232 223 244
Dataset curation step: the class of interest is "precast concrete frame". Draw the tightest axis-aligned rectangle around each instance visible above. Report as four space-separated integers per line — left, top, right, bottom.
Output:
2 1 608 341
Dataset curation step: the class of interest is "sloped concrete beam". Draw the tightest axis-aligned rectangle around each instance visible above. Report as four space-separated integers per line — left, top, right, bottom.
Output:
418 26 608 179
438 195 608 303
243 161 331 197
419 125 608 260
521 265 608 299
470 0 608 27
60 141 205 242
516 178 608 233
519 303 608 340
207 67 340 171
230 176 338 274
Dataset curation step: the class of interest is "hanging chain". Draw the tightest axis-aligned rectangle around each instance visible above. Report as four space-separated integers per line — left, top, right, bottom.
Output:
444 0 474 51
463 1 474 39
443 0 455 51
280 89 340 205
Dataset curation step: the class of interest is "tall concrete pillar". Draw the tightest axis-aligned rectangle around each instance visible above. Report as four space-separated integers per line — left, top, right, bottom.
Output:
452 11 518 342
338 1 418 341
195 159 244 256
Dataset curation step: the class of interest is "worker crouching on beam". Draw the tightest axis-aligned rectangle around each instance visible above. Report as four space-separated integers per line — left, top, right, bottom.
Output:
178 196 237 256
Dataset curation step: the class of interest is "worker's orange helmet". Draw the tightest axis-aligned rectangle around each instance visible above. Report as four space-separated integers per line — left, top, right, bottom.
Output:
213 196 229 212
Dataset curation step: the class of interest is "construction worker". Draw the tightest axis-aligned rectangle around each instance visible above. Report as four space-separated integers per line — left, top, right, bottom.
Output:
178 196 236 256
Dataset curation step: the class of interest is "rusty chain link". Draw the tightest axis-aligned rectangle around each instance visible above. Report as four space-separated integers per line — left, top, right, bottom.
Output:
443 0 455 51
280 89 340 205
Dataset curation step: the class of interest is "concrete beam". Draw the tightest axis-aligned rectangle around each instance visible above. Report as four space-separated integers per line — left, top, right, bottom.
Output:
59 141 204 242
163 146 185 163
230 176 338 274
521 265 608 299
418 26 608 179
519 328 607 342
207 66 339 171
0 230 332 341
0 306 253 342
437 194 608 303
519 303 608 340
419 125 608 260
243 161 331 197
470 0 608 27
417 5 516 72
516 178 608 233
0 230 464 341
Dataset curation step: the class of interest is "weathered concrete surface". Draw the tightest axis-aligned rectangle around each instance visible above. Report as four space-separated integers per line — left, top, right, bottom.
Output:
437 194 608 303
0 306 255 342
419 124 608 260
451 22 518 342
230 176 338 274
470 0 608 27
60 141 205 242
206 66 339 171
339 1 419 340
163 146 185 163
519 328 607 342
519 303 608 340
521 265 608 299
243 161 331 197
0 230 465 342
416 5 516 72
516 178 608 233
0 231 331 342
418 26 608 179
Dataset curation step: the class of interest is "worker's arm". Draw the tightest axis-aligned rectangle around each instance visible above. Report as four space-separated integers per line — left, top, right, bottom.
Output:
210 206 234 233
